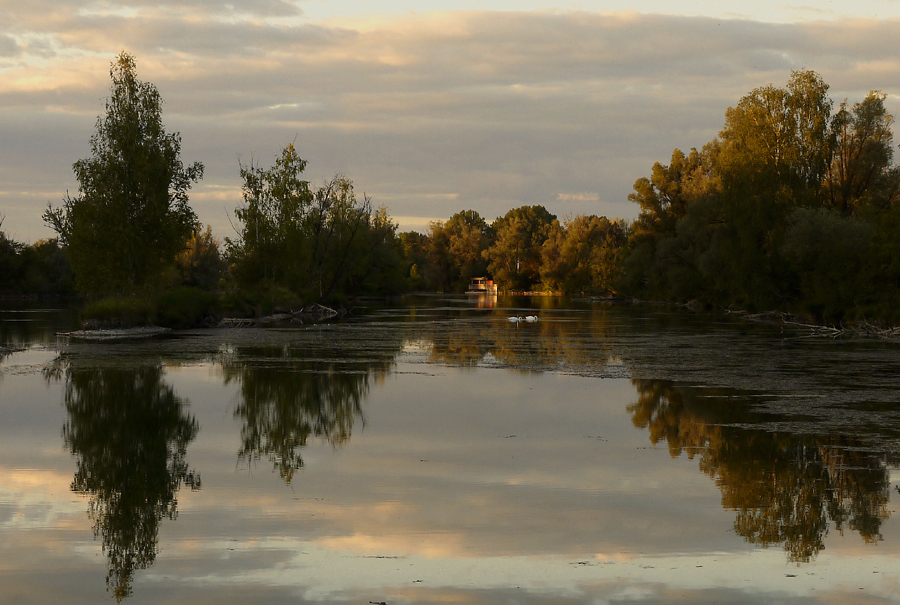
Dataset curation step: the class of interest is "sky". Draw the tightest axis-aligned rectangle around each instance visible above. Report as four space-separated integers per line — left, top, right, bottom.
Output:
2 0 900 243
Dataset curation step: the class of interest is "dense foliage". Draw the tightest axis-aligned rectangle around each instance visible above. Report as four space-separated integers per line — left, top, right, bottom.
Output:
43 52 203 299
621 70 900 322
224 144 406 303
399 207 626 294
0 222 74 296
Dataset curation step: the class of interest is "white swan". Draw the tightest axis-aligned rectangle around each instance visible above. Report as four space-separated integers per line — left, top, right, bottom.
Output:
524 315 538 323
508 316 523 323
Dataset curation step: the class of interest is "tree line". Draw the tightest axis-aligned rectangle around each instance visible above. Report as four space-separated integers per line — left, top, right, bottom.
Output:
0 219 73 296
2 52 625 316
621 69 900 322
3 56 899 325
400 205 625 294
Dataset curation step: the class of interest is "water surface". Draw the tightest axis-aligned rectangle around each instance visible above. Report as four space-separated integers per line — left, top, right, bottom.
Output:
2 297 899 604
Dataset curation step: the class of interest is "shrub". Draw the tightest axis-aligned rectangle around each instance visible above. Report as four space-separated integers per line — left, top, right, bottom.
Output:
80 297 156 329
156 287 218 328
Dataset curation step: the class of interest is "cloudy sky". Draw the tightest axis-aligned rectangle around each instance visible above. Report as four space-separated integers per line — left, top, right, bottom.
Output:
1 0 900 243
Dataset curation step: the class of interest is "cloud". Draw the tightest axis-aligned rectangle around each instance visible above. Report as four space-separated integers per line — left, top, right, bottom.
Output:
2 8 900 241
557 193 600 202
0 34 18 56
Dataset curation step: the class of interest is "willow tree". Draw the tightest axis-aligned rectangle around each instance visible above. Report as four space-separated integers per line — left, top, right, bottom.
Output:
825 92 900 215
44 52 203 297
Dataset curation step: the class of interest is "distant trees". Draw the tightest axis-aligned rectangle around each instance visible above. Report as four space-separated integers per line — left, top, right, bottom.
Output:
0 216 74 296
392 205 626 295
484 205 556 290
43 52 203 298
29 54 900 322
8 49 627 307
423 210 492 291
620 69 900 322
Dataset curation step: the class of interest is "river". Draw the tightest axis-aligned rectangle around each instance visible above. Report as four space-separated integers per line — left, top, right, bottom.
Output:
1 296 900 604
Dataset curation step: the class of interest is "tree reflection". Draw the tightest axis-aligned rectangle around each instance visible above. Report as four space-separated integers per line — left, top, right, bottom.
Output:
222 336 402 483
629 380 892 562
52 362 200 601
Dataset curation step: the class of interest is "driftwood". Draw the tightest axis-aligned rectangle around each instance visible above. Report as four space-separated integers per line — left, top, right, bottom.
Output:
302 303 341 319
733 309 900 340
217 303 347 328
58 326 170 341
853 320 900 340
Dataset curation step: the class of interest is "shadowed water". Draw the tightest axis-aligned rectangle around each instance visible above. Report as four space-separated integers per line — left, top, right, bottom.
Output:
1 296 900 604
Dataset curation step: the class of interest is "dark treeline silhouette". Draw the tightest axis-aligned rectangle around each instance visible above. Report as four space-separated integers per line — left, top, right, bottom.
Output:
0 217 74 297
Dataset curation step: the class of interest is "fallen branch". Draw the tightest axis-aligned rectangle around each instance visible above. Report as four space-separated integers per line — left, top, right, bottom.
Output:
736 310 900 340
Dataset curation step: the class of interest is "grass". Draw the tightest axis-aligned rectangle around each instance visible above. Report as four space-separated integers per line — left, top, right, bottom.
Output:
80 296 157 329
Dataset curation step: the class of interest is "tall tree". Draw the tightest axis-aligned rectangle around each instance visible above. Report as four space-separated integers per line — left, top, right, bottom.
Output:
227 144 399 302
717 69 832 202
303 174 375 300
484 205 556 290
425 210 492 291
44 52 203 298
227 144 313 287
825 92 900 215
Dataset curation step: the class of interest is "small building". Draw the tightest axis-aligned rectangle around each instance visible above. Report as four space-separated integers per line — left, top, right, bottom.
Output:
467 277 498 295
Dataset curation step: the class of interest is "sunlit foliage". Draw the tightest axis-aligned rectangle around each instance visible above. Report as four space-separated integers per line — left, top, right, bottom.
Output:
621 70 900 321
423 210 492 291
540 215 627 294
484 205 556 291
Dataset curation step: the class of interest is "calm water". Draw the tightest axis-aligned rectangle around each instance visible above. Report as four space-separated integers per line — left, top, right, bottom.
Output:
2 297 900 604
